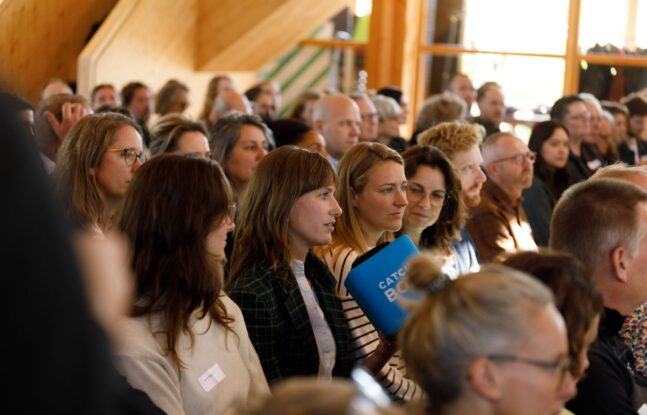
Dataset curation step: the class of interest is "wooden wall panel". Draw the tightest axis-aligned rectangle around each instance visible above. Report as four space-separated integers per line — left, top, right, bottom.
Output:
196 0 351 71
0 0 117 105
78 0 255 119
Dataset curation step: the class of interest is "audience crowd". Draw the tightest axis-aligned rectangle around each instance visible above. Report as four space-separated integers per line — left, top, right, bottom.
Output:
4 71 647 414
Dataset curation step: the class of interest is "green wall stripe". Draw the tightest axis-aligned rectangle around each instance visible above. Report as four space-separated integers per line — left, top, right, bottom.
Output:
266 25 325 80
278 66 329 118
281 47 327 92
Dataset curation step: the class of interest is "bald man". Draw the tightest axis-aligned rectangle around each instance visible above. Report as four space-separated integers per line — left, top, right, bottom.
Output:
312 94 361 167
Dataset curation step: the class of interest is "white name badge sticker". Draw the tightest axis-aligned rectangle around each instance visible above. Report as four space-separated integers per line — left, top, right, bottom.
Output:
198 363 226 392
638 404 647 415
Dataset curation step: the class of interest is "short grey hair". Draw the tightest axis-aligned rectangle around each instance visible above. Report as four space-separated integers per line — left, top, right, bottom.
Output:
371 95 401 121
550 178 647 269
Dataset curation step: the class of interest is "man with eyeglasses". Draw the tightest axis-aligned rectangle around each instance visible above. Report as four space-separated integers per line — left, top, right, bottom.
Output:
350 92 379 143
551 175 647 414
466 132 538 263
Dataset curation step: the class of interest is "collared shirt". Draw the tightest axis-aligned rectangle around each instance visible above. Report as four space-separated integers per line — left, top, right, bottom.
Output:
465 179 537 263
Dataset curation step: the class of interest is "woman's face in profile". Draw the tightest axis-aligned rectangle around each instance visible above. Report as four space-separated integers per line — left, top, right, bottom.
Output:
205 215 234 261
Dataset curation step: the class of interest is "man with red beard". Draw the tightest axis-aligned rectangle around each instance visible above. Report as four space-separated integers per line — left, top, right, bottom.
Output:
466 132 538 262
418 121 487 274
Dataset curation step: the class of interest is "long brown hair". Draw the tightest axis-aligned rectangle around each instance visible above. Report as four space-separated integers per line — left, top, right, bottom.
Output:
502 250 604 378
116 154 233 369
229 146 336 282
400 145 466 251
54 112 139 229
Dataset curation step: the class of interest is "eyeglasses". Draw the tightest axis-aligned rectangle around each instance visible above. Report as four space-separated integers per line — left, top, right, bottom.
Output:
487 354 571 389
491 151 536 165
106 147 146 166
406 184 447 207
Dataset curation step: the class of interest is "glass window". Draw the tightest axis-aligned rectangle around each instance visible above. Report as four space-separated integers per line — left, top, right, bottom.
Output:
426 0 569 55
579 0 647 52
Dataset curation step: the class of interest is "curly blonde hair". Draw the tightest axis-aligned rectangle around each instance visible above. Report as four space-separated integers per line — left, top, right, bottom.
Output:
417 121 484 159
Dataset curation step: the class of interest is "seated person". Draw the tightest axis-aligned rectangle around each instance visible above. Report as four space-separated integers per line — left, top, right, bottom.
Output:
400 254 576 415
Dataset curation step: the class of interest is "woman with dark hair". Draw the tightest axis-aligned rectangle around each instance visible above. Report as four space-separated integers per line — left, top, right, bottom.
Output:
400 255 576 415
266 118 327 157
228 146 351 384
115 155 269 414
149 113 211 158
210 112 270 202
55 112 144 236
502 251 604 383
398 145 468 278
522 120 571 246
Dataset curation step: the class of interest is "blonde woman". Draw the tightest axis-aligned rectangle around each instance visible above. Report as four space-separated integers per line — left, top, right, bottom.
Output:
316 142 421 401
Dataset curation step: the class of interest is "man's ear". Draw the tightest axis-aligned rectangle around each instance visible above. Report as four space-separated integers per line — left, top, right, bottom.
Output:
468 357 503 401
314 119 324 134
484 162 497 176
610 245 629 283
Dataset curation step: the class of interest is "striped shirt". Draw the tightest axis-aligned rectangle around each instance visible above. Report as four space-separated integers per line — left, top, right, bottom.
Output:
321 245 423 401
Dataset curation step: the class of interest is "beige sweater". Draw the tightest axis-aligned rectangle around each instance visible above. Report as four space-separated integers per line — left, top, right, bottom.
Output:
115 295 269 415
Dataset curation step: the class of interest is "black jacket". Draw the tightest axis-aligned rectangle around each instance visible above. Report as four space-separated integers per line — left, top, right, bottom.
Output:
566 308 646 414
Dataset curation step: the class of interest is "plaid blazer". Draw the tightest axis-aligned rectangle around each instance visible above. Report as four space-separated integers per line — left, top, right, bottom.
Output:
227 253 352 384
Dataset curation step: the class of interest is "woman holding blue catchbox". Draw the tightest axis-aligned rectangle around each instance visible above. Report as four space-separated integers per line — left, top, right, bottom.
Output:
398 145 468 279
228 146 353 384
315 142 423 401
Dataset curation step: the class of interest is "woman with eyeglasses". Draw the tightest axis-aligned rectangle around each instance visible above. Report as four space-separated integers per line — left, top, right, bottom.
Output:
522 120 572 246
149 113 211 158
114 154 269 414
228 146 352 384
315 142 423 401
400 254 577 415
55 112 145 237
398 145 467 279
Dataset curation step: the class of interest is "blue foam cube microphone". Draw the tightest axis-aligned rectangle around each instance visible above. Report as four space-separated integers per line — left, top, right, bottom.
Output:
345 235 420 336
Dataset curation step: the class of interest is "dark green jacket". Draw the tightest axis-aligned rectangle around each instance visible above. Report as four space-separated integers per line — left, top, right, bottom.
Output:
227 253 352 384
